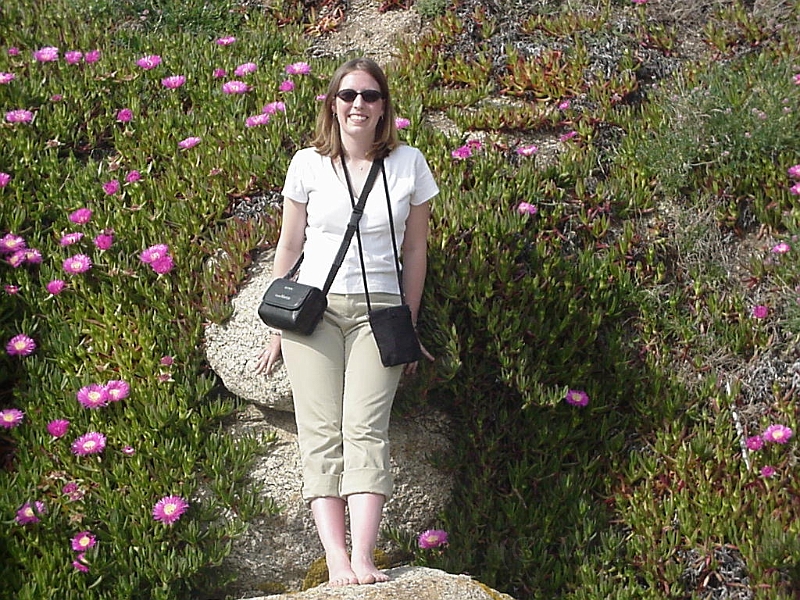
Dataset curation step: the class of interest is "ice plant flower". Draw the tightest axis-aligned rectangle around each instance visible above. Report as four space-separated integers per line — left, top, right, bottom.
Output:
285 62 311 75
516 145 538 157
0 408 24 428
63 482 84 501
745 435 763 451
558 99 571 110
451 145 472 160
85 50 101 63
122 445 135 456
77 384 109 409
395 117 410 130
160 355 174 366
418 529 448 549
215 36 236 46
136 54 162 69
278 79 295 92
23 248 41 264
161 75 186 89
46 279 65 295
60 232 84 246
71 431 106 456
71 531 96 552
791 182 800 196
47 419 70 438
8 47 20 56
560 131 578 142
565 389 589 406
4 285 19 294
93 233 114 250
0 172 10 187
15 501 46 525
63 254 92 274
69 208 92 224
140 243 170 264
0 72 14 84
751 305 768 319
0 233 25 253
222 80 249 94
213 68 227 78
102 180 120 195
64 50 83 64
6 334 36 357
234 62 257 77
152 495 189 525
762 424 793 444
72 554 90 573
7 250 26 268
33 46 59 62
125 170 141 183
116 108 133 123
151 254 175 274
517 202 538 215
760 465 776 478
105 380 130 402
178 136 201 150
788 164 800 179
6 109 33 123
263 101 286 114
245 113 270 128
771 242 790 254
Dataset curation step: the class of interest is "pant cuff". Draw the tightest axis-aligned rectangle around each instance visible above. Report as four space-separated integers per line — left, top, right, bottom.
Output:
340 468 393 501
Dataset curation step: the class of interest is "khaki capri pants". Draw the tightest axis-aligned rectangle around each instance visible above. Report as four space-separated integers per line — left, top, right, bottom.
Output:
281 293 404 502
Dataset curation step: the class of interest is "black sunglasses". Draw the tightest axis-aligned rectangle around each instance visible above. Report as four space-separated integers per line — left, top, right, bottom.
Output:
335 89 384 103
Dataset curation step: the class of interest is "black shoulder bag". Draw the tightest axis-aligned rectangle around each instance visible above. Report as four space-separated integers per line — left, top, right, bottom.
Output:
343 159 423 366
258 159 382 335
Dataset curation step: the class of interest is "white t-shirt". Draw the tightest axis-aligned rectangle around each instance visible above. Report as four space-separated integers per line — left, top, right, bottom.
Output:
281 145 439 295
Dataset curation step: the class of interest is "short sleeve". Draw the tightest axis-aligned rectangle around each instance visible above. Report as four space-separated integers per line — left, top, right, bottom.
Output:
281 149 310 204
411 148 439 206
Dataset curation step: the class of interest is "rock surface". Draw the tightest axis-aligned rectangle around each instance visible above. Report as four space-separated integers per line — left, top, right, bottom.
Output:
241 566 516 600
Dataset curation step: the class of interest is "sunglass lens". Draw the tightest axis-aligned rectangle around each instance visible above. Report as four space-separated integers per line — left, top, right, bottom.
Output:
336 89 382 103
362 90 383 102
337 90 357 102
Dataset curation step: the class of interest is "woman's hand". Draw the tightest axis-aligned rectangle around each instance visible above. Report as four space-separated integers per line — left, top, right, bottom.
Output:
403 341 434 375
255 333 283 375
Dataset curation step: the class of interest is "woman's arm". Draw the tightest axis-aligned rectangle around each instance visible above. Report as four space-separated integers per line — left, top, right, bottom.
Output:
401 202 430 327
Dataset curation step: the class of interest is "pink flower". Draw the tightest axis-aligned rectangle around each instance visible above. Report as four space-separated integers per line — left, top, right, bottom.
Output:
791 182 800 196
46 279 66 295
762 424 793 444
136 54 162 69
788 164 800 179
63 254 92 275
153 495 189 525
116 108 133 123
71 531 96 552
565 389 589 406
771 242 790 254
745 435 763 451
794 74 800 85
47 419 70 438
558 99 571 110
64 51 83 64
140 244 170 263
632 0 647 4
151 255 175 274
33 46 59 62
93 233 114 250
105 380 130 402
7 250 26 267
160 355 174 366
760 465 776 478
125 170 141 183
23 248 41 264
62 482 84 501
72 554 90 573
69 208 93 224
122 445 135 456
6 109 33 124
85 50 101 64
213 68 227 78
15 501 46 525
234 62 258 77
60 232 84 246
263 101 286 114
102 180 120 195
6 334 36 357
76 384 109 409
0 408 24 428
560 131 578 142
395 117 410 130
285 62 311 75
516 145 538 157
751 305 768 319
0 233 25 254
161 75 186 89
517 202 538 215
245 113 270 128
451 145 472 160
71 431 106 455
418 529 448 549
0 172 10 188
222 80 249 94
215 36 236 46
278 80 295 92
0 72 15 84
178 137 201 150
8 47 20 56
4 285 19 294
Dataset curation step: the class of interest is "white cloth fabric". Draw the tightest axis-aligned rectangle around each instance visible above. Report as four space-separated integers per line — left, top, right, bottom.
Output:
281 145 438 295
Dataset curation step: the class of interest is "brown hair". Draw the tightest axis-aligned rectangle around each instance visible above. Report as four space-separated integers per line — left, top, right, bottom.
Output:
311 57 400 160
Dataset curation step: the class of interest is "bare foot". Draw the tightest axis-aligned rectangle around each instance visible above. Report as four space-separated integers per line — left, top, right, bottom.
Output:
326 550 359 587
351 553 390 585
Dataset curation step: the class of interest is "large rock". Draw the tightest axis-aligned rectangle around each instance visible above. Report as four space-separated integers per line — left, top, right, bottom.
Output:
242 566 516 600
205 249 293 412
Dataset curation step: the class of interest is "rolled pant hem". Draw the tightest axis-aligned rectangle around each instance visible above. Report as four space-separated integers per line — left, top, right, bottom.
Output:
302 473 341 501
340 468 393 501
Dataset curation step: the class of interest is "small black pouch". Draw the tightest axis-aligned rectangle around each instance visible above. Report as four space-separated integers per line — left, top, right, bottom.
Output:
369 304 422 367
258 278 327 336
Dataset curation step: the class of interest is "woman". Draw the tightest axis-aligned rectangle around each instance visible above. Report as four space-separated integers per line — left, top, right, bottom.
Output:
256 57 438 586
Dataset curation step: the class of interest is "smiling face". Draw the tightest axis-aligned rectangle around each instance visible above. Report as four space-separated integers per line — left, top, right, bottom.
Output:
333 69 384 142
